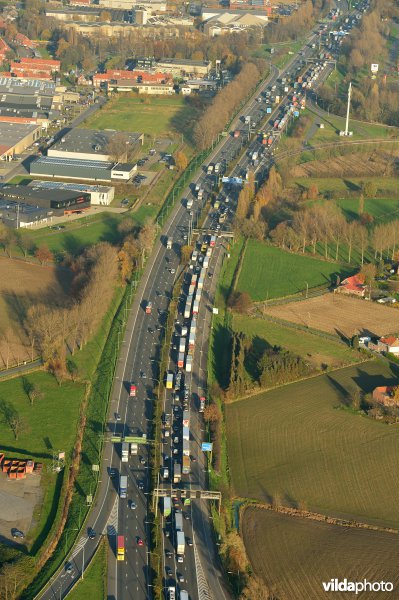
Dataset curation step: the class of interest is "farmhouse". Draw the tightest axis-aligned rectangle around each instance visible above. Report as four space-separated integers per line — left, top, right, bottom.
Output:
336 273 366 297
372 386 398 407
377 336 399 355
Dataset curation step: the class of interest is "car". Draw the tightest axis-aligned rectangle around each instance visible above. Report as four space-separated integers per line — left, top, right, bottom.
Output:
140 457 146 465
115 412 121 421
88 528 96 539
177 573 185 583
170 268 176 274
148 327 154 333
65 563 73 574
109 468 117 478
165 566 173 576
138 481 144 490
11 528 25 539
177 555 183 563
137 537 144 546
187 538 193 547
165 549 173 558
130 500 137 510
183 512 190 520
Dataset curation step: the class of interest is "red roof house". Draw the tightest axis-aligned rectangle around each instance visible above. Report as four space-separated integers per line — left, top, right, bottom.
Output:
337 273 366 297
377 336 399 355
372 386 397 407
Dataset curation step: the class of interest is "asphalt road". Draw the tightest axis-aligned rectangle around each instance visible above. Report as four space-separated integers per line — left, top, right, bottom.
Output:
38 3 361 597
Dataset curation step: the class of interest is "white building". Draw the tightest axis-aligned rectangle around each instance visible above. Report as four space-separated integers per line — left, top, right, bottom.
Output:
28 180 115 205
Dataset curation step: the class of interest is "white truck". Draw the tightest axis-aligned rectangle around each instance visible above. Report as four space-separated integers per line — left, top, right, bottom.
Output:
166 237 173 249
186 198 193 210
121 442 129 462
130 442 138 455
176 530 185 558
168 587 176 600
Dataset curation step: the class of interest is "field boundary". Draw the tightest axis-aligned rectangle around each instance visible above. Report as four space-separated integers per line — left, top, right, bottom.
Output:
225 354 373 405
240 502 399 535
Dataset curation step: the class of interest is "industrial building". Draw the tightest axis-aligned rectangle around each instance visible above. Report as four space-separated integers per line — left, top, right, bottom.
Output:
0 199 51 229
30 156 137 182
0 76 59 124
0 121 42 160
156 58 212 78
28 180 115 205
48 128 144 162
0 185 91 215
202 10 268 36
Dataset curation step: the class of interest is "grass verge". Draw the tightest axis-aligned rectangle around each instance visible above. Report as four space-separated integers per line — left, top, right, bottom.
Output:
67 538 107 600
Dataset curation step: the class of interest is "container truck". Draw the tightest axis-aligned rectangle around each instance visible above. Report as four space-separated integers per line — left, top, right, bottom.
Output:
175 511 184 531
183 426 190 441
145 301 152 314
130 442 138 455
183 410 190 427
173 462 181 483
185 355 193 372
121 442 129 463
182 455 191 475
119 475 127 498
176 531 185 557
168 587 176 600
179 338 186 353
189 331 195 350
183 438 190 456
184 299 193 319
166 373 174 389
163 496 172 517
166 237 172 249
188 284 196 296
178 353 185 369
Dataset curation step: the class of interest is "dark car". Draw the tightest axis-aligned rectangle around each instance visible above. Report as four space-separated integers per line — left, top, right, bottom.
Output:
11 528 24 539
88 528 96 540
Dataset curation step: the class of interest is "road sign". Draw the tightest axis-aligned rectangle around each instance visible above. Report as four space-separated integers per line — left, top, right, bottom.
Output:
371 63 379 73
124 436 149 444
212 307 219 315
202 442 213 452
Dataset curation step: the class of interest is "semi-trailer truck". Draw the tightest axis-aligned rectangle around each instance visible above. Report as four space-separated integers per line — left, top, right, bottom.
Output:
182 455 191 475
166 373 174 389
121 442 129 462
179 338 186 353
119 475 127 498
175 511 184 531
163 496 171 517
178 353 185 369
183 426 190 441
176 531 185 557
183 410 190 427
183 438 190 456
173 462 181 483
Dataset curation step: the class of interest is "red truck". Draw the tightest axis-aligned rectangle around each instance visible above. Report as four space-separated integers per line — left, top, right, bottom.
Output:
145 301 152 315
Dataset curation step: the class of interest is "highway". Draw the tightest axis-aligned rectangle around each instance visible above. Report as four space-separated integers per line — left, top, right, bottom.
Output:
38 2 364 598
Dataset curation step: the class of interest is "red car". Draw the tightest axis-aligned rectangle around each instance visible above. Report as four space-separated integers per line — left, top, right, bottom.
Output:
137 537 144 546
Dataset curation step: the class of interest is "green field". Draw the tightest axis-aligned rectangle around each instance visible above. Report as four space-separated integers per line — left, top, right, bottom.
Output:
0 372 85 544
68 539 107 600
81 95 192 137
305 110 398 144
226 360 399 527
236 242 352 301
293 176 399 196
242 507 399 600
232 315 358 370
336 197 399 224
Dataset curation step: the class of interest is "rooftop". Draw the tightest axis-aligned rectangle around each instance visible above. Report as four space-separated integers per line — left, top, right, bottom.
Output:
0 77 56 96
158 58 211 67
0 121 40 148
1 185 88 203
50 128 143 155
32 155 115 170
29 180 113 193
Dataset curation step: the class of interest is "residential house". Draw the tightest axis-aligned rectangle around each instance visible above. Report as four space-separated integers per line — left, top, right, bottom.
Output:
377 336 399 356
372 386 398 407
336 273 366 297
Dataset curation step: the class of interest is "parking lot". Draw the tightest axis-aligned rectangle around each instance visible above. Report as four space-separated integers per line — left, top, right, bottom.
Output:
0 470 42 545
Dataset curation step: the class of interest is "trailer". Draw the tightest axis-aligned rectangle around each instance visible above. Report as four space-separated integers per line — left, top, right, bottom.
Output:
185 355 193 373
210 235 216 247
175 511 184 532
197 277 204 290
190 274 198 286
188 330 196 350
173 462 181 483
184 298 193 319
177 353 185 369
163 496 171 517
183 426 190 441
183 410 190 427
182 455 191 475
192 300 199 316
176 530 185 557
183 438 190 456
121 442 129 463
166 373 174 390
119 475 127 498
179 338 187 353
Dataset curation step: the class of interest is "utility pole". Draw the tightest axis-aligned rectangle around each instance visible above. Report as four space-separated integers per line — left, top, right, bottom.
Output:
344 81 352 136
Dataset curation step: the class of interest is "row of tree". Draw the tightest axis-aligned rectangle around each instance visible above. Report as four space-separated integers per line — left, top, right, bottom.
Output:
194 61 264 150
264 0 331 43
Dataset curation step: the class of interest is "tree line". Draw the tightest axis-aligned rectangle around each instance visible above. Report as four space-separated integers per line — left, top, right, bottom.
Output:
194 61 265 150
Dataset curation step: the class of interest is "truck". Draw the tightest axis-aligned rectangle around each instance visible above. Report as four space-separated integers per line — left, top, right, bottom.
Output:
186 198 193 210
207 163 214 174
188 284 196 296
210 235 216 247
183 426 190 441
190 273 198 286
166 373 174 389
185 355 193 372
197 189 203 201
252 151 258 161
180 591 189 600
176 531 185 557
117 535 125 561
197 277 204 290
213 199 220 210
192 300 199 316
121 442 129 463
184 299 192 320
182 455 191 475
266 106 272 114
119 475 127 498
168 587 176 600
183 438 190 457
244 115 251 124
129 383 137 397
233 130 240 138
179 338 187 353
203 256 209 269
173 461 181 483
199 396 206 412
214 163 220 174
130 442 138 455
175 511 184 531
166 237 173 249
218 213 226 224
189 330 196 350
183 410 190 427
181 325 188 337
178 353 185 369
163 496 172 517
145 301 152 314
